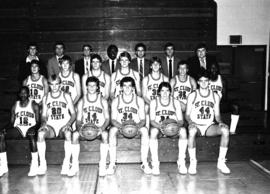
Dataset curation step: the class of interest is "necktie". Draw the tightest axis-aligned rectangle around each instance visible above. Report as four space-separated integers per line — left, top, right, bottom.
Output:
200 58 206 69
169 59 172 79
86 61 89 74
111 60 115 74
139 59 143 81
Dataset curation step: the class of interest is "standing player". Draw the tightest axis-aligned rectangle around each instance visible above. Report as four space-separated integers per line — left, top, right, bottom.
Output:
0 86 40 176
59 55 81 105
81 54 110 99
71 76 110 176
107 77 151 174
149 82 187 175
170 61 197 112
23 60 49 105
110 51 141 99
37 75 76 175
185 70 230 175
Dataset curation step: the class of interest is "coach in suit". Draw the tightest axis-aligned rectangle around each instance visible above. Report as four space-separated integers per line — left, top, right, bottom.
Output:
102 44 120 75
161 42 181 80
47 42 65 78
130 43 151 81
75 44 93 78
188 43 217 81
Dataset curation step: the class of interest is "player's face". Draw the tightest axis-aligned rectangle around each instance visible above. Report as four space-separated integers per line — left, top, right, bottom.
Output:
31 63 40 74
55 45 64 57
49 80 61 93
196 48 206 59
198 77 209 89
165 46 174 57
136 46 145 58
210 64 218 75
151 61 161 73
108 47 118 60
178 64 187 76
87 82 97 94
19 88 29 102
28 46 37 56
122 82 133 95
120 56 130 68
83 46 91 57
61 60 71 72
160 87 170 99
91 58 101 70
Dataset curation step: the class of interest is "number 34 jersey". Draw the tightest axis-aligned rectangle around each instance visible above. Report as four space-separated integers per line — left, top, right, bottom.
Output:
25 75 45 104
190 90 215 126
81 94 105 127
154 97 178 124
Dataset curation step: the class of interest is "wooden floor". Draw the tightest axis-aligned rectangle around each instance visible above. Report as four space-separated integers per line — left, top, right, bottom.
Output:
1 161 270 194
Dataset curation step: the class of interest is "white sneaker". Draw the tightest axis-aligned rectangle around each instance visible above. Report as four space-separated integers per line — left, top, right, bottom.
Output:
141 163 152 174
99 165 107 177
151 163 160 175
106 164 116 175
177 160 187 174
188 159 197 175
67 164 79 177
37 161 47 175
217 159 231 174
28 162 38 177
61 160 70 175
0 165 8 177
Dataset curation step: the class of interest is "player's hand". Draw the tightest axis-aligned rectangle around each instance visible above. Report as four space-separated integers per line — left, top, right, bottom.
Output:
61 123 72 132
218 122 228 129
188 122 197 129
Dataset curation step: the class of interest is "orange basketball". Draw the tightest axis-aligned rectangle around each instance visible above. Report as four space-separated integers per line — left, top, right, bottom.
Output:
162 119 179 137
79 124 99 140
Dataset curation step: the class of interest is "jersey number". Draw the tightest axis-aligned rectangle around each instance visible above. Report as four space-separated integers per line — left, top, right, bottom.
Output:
159 115 170 123
199 107 210 115
178 91 187 99
30 89 38 96
122 113 133 121
19 117 28 125
52 107 62 115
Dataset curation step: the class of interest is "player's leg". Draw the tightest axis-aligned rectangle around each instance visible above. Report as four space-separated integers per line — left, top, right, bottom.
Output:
99 130 109 177
107 126 119 175
177 127 188 174
145 104 150 129
205 124 230 174
187 125 199 175
68 130 80 176
149 127 160 175
230 103 240 134
26 126 39 176
139 126 151 174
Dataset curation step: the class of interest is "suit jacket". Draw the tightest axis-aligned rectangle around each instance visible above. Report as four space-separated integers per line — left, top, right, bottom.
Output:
161 56 181 79
74 58 85 78
47 56 60 78
101 59 120 75
130 58 151 77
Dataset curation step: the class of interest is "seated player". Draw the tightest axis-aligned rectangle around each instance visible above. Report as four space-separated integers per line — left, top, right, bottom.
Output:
208 62 239 134
37 75 76 175
0 86 40 176
59 55 81 105
107 77 151 174
110 51 141 99
185 70 230 175
23 60 49 106
81 54 110 99
149 82 187 175
71 76 110 177
170 61 197 112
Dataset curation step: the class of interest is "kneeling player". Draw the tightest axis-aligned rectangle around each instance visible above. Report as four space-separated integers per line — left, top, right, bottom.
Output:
0 86 40 176
149 82 187 175
107 77 151 174
72 76 110 177
37 75 76 175
186 70 230 175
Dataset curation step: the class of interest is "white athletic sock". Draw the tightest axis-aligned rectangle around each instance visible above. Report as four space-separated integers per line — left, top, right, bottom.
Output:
178 139 187 161
188 148 196 161
230 114 239 133
64 141 72 163
99 143 109 166
109 145 117 166
71 144 80 166
31 152 38 164
218 147 228 160
149 139 159 165
37 142 46 164
141 143 149 165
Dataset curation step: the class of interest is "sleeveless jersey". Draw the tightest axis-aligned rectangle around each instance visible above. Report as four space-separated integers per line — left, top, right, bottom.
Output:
154 97 178 124
190 90 215 126
209 75 223 99
88 70 107 97
146 73 165 102
14 100 36 137
173 75 193 105
46 91 70 132
82 94 105 127
116 94 140 124
113 69 138 98
25 75 45 104
59 71 77 101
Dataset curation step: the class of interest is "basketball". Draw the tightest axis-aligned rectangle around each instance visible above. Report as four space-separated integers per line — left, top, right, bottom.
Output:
162 119 179 137
121 121 138 138
79 123 100 140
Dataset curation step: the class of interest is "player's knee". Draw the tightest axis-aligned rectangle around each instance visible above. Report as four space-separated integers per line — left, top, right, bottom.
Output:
101 131 109 144
150 128 159 139
140 127 149 137
71 131 80 143
64 130 72 141
188 127 197 138
109 127 118 137
37 131 45 142
221 126 229 137
179 127 187 139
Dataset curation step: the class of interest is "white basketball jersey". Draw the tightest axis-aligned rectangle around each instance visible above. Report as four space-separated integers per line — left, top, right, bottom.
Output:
190 90 215 126
209 75 223 99
88 71 107 98
146 73 165 102
46 91 70 133
82 94 105 127
113 69 138 98
59 71 77 101
116 94 140 124
154 97 177 124
25 75 45 104
14 100 36 137
173 75 193 105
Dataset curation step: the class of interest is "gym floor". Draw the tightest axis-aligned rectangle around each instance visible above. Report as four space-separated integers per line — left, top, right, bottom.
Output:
1 161 270 194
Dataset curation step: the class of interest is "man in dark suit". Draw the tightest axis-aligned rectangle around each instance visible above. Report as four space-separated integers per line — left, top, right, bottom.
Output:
101 44 120 75
161 42 181 80
188 43 217 81
47 42 65 78
130 43 151 81
75 44 93 78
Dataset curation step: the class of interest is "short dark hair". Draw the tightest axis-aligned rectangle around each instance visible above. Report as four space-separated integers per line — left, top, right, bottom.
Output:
60 55 72 64
195 43 207 52
91 54 102 63
48 74 61 84
164 42 175 50
120 77 136 88
150 56 163 73
30 59 40 67
27 42 38 50
86 76 100 92
209 61 220 75
54 41 65 50
107 44 118 53
197 69 210 80
82 44 93 51
157 82 172 95
135 43 146 51
20 86 30 96
119 51 131 62
177 60 189 69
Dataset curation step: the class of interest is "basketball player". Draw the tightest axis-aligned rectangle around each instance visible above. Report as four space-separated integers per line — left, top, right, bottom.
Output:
0 86 40 176
59 55 81 105
149 82 187 175
110 51 141 99
23 60 49 105
81 54 110 99
185 70 230 175
107 77 151 175
170 61 197 112
37 75 76 175
71 76 110 176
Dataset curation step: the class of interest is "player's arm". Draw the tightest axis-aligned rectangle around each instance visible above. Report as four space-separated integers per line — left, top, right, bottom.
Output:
64 93 76 127
136 97 146 128
142 76 150 104
185 92 196 125
213 92 226 127
104 73 111 100
134 72 141 96
110 73 116 99
100 98 110 131
170 78 176 97
41 96 48 127
220 75 224 99
76 99 83 131
149 99 162 130
174 99 184 127
81 74 87 96
32 101 40 127
43 77 49 97
73 73 81 105
190 77 197 91
111 98 123 129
